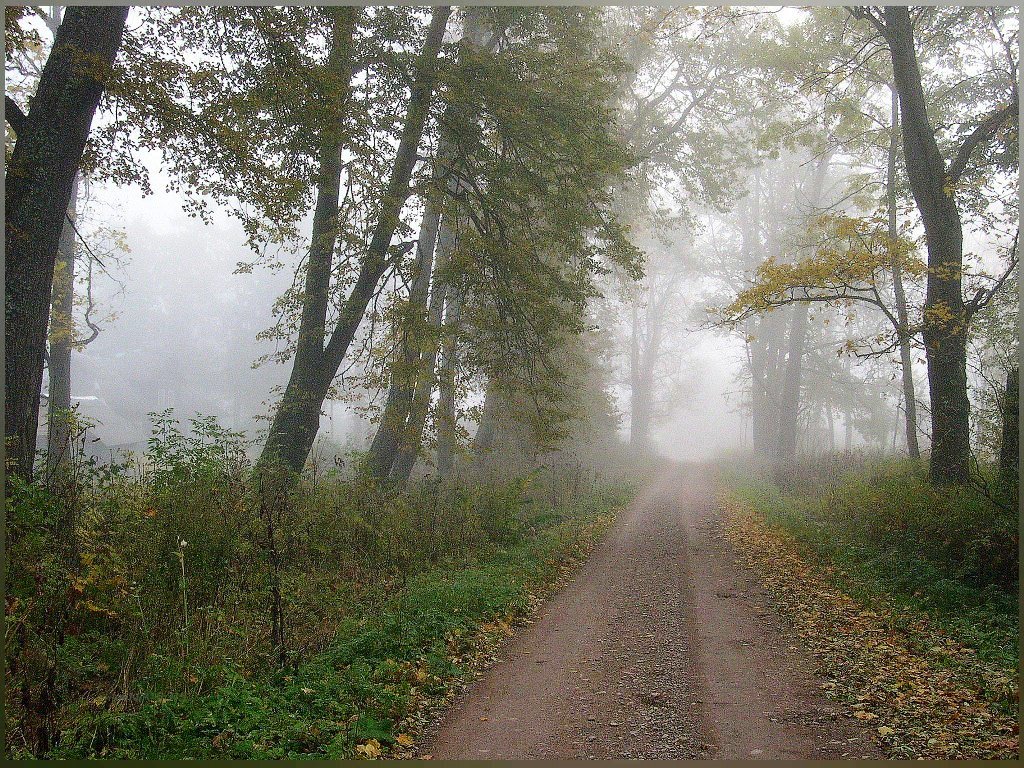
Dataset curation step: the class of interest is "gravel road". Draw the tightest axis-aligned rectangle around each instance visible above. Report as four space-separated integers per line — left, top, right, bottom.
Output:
421 466 881 760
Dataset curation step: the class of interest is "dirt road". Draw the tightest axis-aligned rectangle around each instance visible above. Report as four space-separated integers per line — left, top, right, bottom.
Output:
422 466 881 760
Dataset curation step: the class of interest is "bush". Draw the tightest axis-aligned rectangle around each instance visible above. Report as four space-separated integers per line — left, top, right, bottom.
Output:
5 411 629 758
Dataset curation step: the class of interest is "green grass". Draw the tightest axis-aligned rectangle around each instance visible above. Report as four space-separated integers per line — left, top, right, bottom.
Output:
34 482 626 759
720 459 1018 671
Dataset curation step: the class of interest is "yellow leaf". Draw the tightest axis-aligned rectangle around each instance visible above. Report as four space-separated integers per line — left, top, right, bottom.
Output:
356 739 382 759
878 726 895 737
396 734 415 747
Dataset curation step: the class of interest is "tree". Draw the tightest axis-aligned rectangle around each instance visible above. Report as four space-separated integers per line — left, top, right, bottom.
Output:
5 7 127 479
5 6 129 482
849 5 1018 484
998 366 1018 502
365 8 494 482
257 7 452 479
363 7 640 480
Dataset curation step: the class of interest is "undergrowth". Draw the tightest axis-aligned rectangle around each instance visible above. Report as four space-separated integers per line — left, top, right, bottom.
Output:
5 411 632 758
719 454 1018 672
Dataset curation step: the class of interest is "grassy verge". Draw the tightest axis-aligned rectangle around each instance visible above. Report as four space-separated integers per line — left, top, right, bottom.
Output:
12 475 628 759
718 459 1018 759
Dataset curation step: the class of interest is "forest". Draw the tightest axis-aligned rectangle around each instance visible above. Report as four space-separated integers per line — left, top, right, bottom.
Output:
4 4 1019 761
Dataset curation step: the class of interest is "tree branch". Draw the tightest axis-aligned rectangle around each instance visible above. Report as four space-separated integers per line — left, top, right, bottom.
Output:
845 6 888 39
947 93 1019 184
965 230 1018 318
5 95 28 135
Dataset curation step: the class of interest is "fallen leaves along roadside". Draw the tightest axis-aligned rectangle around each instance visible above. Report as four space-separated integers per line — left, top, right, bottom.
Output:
721 494 1019 760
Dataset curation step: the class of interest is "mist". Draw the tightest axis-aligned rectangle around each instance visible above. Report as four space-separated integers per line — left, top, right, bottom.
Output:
6 6 1018 759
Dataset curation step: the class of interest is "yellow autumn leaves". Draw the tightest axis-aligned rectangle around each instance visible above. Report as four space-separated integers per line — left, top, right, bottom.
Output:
717 213 925 324
721 495 1019 760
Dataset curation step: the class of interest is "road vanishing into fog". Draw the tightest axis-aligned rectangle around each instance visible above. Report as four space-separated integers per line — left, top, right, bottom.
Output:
421 466 881 760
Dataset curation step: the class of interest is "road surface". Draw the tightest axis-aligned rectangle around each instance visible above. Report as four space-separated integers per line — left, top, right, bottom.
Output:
421 466 880 760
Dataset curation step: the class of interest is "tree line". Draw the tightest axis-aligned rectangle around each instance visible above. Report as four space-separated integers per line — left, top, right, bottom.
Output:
5 5 1018 495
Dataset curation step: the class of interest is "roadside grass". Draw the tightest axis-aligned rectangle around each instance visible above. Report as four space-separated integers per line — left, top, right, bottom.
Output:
721 458 1017 669
47 502 617 759
718 457 1018 759
6 411 633 759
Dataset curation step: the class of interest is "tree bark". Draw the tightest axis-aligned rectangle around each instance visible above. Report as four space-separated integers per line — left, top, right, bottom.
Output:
776 302 809 463
5 6 128 482
257 7 451 479
886 86 921 459
998 366 1018 496
45 174 79 480
884 6 970 484
435 283 463 478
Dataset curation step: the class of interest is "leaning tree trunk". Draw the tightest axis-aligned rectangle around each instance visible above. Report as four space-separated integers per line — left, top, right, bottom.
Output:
365 198 441 479
257 7 451 480
5 7 129 483
379 9 497 483
435 285 463 478
389 213 453 482
256 7 359 477
884 6 970 484
887 87 921 459
45 174 80 480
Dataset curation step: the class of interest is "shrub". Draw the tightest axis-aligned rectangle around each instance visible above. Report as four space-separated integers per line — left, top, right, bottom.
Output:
6 411 628 758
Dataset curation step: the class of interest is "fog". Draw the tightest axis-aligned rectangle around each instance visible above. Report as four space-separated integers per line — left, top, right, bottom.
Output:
18 5 1017 475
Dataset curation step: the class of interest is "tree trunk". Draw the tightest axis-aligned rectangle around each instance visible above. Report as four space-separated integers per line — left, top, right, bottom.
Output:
257 7 452 479
365 198 441 479
380 9 492 483
390 213 453 482
5 7 128 483
435 284 463 478
884 6 970 484
749 319 770 456
998 366 1019 496
826 397 835 452
256 7 359 477
776 302 809 463
628 302 651 450
45 174 79 480
775 154 829 465
887 86 921 459
843 356 853 451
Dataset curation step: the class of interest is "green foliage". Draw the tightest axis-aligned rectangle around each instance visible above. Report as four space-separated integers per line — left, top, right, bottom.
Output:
5 412 629 758
721 457 1018 668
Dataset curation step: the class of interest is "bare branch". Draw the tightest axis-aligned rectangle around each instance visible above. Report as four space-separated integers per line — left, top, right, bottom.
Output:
5 95 28 135
965 230 1019 318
